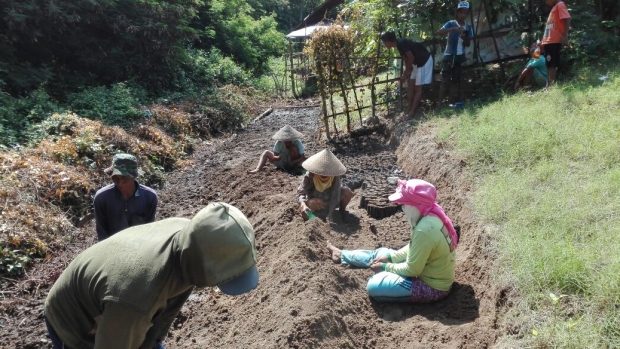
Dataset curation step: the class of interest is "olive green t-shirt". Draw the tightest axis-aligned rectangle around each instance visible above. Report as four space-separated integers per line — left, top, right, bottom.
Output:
45 218 193 349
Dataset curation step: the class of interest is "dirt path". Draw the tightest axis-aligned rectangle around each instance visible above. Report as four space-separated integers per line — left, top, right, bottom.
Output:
0 103 503 348
157 107 502 348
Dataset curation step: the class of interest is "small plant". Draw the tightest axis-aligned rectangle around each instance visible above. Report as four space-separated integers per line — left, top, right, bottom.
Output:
0 238 46 278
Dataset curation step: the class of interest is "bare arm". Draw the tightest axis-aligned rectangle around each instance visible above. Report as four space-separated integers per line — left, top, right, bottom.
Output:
297 174 312 203
515 66 534 89
271 152 282 162
437 25 461 36
400 51 415 83
561 18 571 46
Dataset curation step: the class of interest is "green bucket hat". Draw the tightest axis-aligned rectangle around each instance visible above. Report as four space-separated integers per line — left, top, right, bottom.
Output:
104 153 143 178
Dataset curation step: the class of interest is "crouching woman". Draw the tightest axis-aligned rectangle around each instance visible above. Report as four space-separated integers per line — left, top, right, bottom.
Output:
297 149 354 222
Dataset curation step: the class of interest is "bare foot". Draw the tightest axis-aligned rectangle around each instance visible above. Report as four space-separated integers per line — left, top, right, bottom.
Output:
247 168 259 174
326 241 342 264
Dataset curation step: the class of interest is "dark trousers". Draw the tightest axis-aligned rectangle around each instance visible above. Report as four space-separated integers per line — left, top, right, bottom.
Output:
44 315 65 349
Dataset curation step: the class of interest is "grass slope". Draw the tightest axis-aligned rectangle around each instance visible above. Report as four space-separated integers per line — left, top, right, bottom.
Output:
436 74 620 348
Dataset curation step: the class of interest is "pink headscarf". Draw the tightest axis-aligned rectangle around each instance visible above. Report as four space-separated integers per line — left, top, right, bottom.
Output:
388 179 458 252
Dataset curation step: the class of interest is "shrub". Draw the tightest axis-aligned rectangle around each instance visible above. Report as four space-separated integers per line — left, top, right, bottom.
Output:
68 83 144 126
0 87 60 146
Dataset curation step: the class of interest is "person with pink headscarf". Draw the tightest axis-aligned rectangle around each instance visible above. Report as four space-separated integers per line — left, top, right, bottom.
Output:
326 179 458 303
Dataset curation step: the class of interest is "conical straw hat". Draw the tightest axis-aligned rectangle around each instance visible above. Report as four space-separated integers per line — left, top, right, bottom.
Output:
272 125 304 141
302 149 346 176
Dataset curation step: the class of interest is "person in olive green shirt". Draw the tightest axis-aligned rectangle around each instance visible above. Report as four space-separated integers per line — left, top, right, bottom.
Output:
44 202 259 349
327 179 458 302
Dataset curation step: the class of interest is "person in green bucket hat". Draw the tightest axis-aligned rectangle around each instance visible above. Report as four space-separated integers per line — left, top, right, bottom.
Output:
94 153 158 240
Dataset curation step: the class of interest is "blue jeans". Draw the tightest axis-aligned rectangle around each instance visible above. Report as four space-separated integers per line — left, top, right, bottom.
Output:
45 315 165 349
45 315 65 349
341 248 412 302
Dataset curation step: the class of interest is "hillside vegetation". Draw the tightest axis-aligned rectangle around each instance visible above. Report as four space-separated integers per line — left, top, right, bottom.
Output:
1 1 620 347
433 65 620 348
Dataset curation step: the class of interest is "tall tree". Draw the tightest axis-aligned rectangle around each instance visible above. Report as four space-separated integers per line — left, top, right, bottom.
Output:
0 0 205 94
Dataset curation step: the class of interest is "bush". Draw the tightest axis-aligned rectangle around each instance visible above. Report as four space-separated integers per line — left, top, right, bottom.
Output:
191 49 252 87
68 83 145 126
0 87 60 146
188 87 249 135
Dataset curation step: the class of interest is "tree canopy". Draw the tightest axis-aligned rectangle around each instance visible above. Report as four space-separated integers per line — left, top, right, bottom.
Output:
0 0 288 95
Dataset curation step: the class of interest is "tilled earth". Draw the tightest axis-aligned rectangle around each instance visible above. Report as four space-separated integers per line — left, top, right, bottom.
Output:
0 102 503 348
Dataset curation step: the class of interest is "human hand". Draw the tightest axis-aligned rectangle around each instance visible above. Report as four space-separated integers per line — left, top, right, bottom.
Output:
300 202 308 211
370 263 383 273
370 256 388 265
561 35 569 46
326 213 334 224
514 81 521 91
399 75 408 84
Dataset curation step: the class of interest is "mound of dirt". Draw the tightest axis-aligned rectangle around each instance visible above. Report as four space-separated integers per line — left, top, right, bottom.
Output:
0 102 503 348
156 107 502 348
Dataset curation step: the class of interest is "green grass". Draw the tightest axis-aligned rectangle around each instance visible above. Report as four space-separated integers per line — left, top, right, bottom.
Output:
433 71 620 348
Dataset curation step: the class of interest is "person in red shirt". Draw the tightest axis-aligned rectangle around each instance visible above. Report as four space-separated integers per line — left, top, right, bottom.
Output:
541 0 571 86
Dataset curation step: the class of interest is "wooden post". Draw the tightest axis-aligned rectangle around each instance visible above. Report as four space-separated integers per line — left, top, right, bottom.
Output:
399 57 403 112
327 62 338 136
348 60 364 128
336 58 351 133
474 1 483 61
289 41 298 98
371 38 381 121
483 0 506 78
528 0 534 49
318 66 331 141
320 93 331 141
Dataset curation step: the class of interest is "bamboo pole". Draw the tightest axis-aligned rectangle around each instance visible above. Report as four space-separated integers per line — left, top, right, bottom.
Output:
327 61 338 135
474 1 483 61
371 39 381 121
482 0 506 78
289 41 298 98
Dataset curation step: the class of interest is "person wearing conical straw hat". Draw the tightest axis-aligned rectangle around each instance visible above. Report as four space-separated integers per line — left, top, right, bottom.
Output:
326 179 458 303
248 125 306 174
297 149 355 222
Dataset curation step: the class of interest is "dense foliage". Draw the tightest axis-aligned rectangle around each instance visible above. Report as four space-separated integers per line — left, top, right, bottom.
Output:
342 0 620 65
0 0 295 97
0 0 289 146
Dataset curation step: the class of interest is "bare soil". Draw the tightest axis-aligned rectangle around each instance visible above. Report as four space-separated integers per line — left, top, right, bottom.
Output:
0 99 504 348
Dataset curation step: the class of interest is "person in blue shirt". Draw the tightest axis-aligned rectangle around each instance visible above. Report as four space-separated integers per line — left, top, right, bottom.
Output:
94 153 158 241
248 125 307 174
515 44 548 90
437 1 474 105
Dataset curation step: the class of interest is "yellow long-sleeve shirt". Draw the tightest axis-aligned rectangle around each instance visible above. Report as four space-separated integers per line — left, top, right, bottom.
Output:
384 215 455 291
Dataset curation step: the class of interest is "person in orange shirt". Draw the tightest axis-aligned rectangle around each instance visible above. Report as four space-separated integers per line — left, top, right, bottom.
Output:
541 0 571 86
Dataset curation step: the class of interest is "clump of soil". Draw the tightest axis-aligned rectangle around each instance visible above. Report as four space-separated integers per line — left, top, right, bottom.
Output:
0 101 502 348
